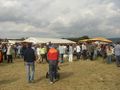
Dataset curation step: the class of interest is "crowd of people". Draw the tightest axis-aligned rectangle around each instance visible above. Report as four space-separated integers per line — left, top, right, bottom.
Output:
0 41 120 84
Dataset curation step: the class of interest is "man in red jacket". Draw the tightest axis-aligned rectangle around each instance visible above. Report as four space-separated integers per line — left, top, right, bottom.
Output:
47 46 59 84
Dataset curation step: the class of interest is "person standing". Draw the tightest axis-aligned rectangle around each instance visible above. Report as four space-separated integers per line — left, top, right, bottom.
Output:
101 44 107 59
47 45 59 84
7 44 13 63
69 44 73 62
20 44 27 59
36 45 41 63
17 44 22 58
106 46 113 64
82 43 87 60
114 42 120 67
87 43 95 60
58 44 65 63
0 47 3 63
2 44 7 61
76 44 81 60
24 43 36 83
40 45 46 63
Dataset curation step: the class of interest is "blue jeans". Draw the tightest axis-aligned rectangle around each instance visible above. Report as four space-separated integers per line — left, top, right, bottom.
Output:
26 62 35 82
115 55 120 66
106 55 112 64
49 60 58 82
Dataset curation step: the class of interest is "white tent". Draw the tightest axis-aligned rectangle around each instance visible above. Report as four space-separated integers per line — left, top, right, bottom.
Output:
24 37 76 44
8 40 23 44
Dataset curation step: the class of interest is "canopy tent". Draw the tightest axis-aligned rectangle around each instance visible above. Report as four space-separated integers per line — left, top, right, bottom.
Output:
24 37 76 44
23 38 39 44
89 37 112 43
8 40 23 44
79 37 112 43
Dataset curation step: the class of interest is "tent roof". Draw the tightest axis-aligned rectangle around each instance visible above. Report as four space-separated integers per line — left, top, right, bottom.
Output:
79 37 112 43
8 40 23 44
24 37 76 44
90 37 112 43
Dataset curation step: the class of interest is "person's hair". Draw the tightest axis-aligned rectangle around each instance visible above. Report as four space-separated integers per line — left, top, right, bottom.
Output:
27 43 32 48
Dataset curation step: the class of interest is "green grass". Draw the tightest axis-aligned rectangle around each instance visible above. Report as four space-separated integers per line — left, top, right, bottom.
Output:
0 58 120 90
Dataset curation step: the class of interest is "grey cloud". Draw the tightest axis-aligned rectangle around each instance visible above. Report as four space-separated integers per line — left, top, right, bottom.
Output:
0 0 120 38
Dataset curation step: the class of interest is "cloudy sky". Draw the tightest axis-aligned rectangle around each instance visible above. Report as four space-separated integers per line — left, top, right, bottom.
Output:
0 0 120 38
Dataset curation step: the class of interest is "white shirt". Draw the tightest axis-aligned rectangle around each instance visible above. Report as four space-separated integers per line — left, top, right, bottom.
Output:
7 46 11 55
36 48 40 55
76 45 81 52
82 44 87 50
59 45 65 54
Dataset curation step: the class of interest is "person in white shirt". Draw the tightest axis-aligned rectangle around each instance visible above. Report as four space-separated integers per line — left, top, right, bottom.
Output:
69 44 73 62
58 44 65 63
76 44 81 60
82 43 87 60
7 45 13 63
17 44 22 58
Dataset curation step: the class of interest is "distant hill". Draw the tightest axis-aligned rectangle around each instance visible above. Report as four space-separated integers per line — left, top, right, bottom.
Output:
109 38 120 43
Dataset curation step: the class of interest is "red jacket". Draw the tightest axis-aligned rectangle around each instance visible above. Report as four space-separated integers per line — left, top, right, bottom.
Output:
0 51 3 63
47 48 59 60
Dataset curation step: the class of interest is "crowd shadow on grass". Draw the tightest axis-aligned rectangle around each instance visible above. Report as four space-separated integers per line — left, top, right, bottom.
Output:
34 72 74 83
59 63 69 67
60 72 74 80
0 63 10 67
34 76 46 83
0 78 19 86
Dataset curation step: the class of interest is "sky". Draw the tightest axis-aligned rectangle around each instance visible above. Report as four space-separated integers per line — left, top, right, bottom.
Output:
0 0 120 38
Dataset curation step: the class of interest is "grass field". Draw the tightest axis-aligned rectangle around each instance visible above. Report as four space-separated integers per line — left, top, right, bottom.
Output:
0 58 120 90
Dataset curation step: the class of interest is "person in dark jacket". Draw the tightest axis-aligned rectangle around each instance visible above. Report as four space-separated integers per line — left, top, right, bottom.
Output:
24 43 36 83
2 44 7 61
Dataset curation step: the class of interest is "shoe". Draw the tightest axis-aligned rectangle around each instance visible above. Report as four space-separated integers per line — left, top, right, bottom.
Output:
50 82 54 84
58 67 61 70
117 65 120 67
31 80 35 83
